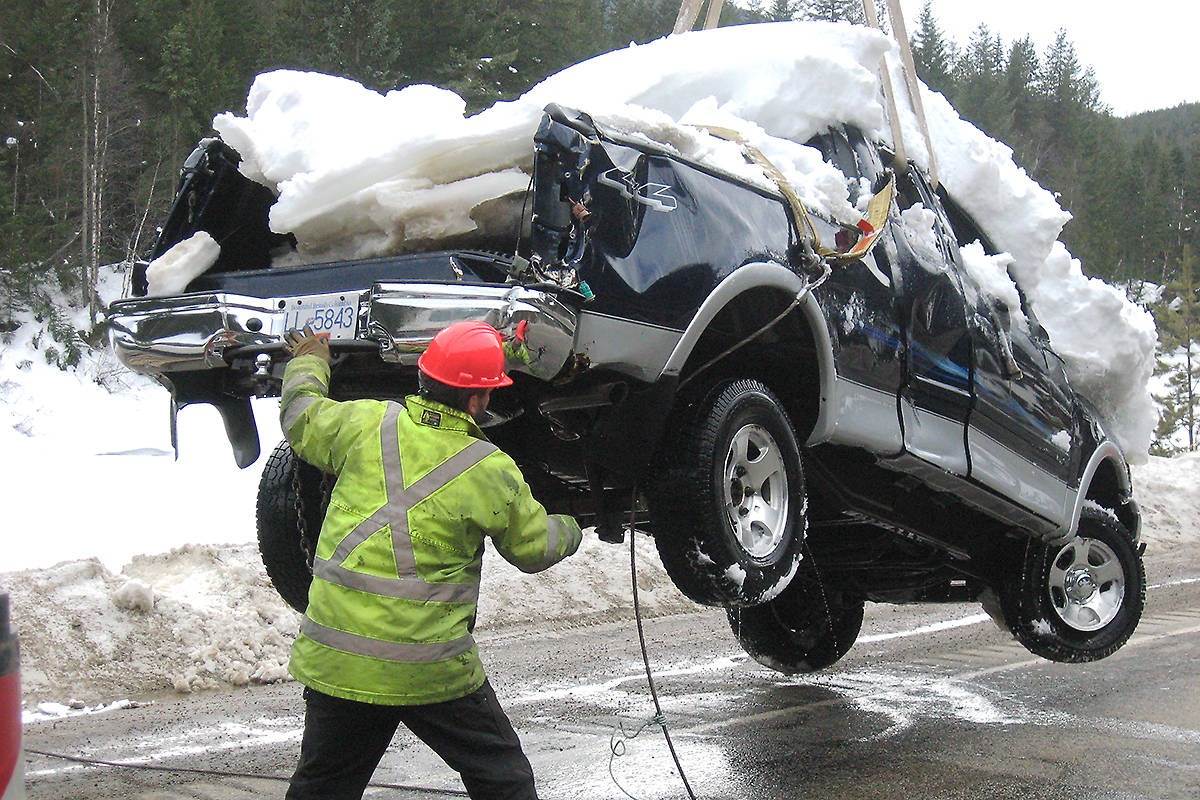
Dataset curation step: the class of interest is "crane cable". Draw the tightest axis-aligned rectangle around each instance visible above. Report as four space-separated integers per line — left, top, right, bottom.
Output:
608 488 700 800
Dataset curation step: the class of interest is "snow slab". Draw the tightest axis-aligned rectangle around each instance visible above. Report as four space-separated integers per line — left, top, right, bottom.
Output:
144 230 220 297
212 20 1155 462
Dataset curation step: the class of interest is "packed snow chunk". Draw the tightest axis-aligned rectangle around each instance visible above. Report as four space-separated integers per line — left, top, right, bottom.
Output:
899 204 943 266
212 22 891 257
112 578 155 612
958 242 1027 331
215 72 536 257
906 86 1072 282
526 21 890 144
145 231 220 297
1030 243 1158 461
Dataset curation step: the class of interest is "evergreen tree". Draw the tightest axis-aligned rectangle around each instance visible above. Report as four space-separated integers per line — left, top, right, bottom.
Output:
764 0 801 22
952 24 1011 137
910 0 955 93
1004 36 1038 127
802 0 865 25
1038 29 1101 112
1152 244 1200 454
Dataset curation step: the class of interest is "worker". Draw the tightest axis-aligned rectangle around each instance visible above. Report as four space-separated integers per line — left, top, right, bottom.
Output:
280 320 582 800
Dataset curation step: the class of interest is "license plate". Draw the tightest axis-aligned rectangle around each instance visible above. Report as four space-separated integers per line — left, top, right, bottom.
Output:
279 292 359 341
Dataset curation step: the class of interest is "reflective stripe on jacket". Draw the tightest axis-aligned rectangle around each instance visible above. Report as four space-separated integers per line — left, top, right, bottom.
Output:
279 354 582 705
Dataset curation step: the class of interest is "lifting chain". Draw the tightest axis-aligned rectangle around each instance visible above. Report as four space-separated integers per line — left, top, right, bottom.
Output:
292 460 333 572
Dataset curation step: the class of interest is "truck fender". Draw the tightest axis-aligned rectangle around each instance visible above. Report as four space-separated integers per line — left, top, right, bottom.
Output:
659 261 834 416
1059 441 1140 542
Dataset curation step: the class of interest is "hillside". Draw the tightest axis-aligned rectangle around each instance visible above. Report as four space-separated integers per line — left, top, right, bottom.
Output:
1118 102 1200 150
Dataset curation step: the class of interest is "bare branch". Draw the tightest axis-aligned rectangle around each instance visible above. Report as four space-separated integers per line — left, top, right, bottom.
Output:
0 38 60 98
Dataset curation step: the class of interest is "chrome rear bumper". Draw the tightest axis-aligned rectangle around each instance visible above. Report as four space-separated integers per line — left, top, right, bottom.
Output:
107 282 578 383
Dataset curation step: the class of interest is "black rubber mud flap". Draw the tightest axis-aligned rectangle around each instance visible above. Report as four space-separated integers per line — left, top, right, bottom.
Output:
213 396 261 468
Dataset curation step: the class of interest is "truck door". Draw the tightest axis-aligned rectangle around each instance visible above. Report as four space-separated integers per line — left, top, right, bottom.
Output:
806 127 907 455
891 167 972 475
942 203 1079 523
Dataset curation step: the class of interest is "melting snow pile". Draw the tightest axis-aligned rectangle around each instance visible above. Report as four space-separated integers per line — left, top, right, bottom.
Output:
212 21 1155 460
1130 451 1200 551
5 534 691 705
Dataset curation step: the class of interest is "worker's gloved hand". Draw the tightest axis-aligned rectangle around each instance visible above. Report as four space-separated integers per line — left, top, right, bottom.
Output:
285 325 331 362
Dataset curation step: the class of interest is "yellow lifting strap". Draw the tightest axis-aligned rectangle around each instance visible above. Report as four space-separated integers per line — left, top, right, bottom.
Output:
836 172 894 263
695 125 893 265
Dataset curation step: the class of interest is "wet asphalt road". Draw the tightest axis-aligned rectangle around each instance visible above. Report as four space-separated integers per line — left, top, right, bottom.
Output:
21 549 1200 800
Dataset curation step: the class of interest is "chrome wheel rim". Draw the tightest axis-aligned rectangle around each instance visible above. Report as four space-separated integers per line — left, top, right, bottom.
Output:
723 424 789 559
1046 536 1125 632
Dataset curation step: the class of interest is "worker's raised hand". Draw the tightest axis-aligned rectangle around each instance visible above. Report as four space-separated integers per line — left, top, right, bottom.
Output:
284 324 331 361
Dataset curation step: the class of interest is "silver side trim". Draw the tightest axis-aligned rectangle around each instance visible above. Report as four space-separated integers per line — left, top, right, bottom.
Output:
659 261 834 435
900 399 968 475
967 427 1071 525
819 378 903 454
879 452 1059 535
573 311 683 382
913 374 971 397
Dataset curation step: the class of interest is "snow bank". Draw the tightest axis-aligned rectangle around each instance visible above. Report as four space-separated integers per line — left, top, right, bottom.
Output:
3 534 691 704
6 449 1198 706
211 21 1155 461
1130 451 1200 551
3 547 297 701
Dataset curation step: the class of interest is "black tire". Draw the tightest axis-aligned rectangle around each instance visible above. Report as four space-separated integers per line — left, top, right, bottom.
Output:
647 379 807 607
999 505 1145 663
256 440 328 613
727 576 865 674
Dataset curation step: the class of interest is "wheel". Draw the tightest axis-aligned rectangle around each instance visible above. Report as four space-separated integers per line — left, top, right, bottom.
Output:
727 574 864 674
256 440 328 613
647 379 807 607
999 505 1145 663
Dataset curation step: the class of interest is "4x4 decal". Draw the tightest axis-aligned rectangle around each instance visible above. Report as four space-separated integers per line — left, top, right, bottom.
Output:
598 167 678 212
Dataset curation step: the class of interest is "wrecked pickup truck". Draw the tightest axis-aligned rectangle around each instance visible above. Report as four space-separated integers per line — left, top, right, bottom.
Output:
107 104 1144 671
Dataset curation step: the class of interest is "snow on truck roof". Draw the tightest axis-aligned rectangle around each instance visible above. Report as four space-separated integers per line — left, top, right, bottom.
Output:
211 20 1156 462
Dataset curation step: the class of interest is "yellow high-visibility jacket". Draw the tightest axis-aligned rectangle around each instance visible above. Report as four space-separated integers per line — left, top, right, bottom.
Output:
279 354 582 705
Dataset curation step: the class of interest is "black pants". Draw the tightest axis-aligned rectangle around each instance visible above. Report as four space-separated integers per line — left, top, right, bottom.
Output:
286 681 537 800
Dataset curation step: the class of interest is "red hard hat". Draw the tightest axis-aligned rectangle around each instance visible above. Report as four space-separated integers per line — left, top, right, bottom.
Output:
417 321 514 388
